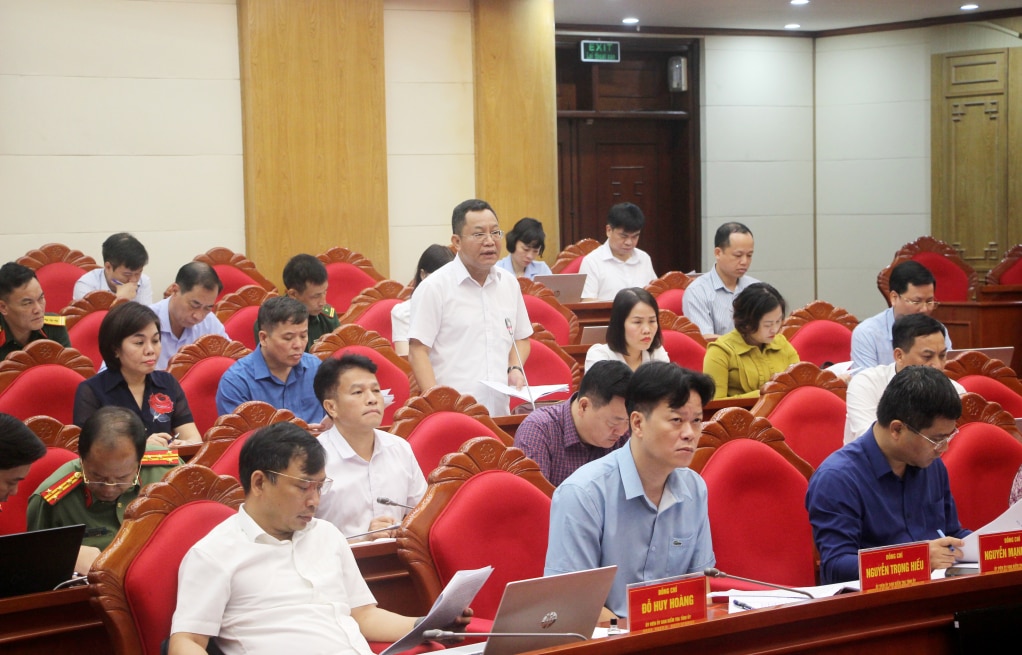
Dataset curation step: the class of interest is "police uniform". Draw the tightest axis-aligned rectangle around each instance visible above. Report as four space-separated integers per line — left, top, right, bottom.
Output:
252 304 340 352
0 313 70 360
26 448 181 550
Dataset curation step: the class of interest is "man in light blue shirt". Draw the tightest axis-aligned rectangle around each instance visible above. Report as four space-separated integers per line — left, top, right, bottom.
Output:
216 297 326 430
544 361 716 620
850 260 951 372
152 262 227 369
683 222 758 337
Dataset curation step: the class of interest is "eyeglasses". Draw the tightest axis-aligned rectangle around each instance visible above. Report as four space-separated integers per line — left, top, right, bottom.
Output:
901 422 958 450
897 294 940 309
267 470 333 495
81 462 142 489
464 230 504 242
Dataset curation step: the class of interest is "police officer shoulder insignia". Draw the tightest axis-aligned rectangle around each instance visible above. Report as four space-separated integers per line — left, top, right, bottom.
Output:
42 470 83 505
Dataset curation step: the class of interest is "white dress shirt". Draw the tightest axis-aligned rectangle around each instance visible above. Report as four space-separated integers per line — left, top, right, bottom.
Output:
579 241 657 301
151 297 228 369
583 343 670 372
73 268 153 305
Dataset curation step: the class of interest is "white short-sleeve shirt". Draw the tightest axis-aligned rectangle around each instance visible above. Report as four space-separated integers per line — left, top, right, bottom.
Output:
579 241 657 301
73 268 153 305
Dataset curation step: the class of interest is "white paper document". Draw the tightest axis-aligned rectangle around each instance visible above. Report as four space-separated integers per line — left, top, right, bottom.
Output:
380 566 493 655
481 381 569 403
719 581 860 613
959 498 1022 562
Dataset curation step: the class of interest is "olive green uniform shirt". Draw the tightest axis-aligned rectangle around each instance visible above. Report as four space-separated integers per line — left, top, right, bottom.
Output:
0 313 71 360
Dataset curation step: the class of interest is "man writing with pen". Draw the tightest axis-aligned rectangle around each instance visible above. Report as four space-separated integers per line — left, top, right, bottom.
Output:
312 354 426 540
806 366 970 584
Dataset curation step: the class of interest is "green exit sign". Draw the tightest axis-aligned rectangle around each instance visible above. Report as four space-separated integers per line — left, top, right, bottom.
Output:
581 40 620 63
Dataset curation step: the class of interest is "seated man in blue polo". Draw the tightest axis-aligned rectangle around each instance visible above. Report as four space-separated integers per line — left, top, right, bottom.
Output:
216 296 326 430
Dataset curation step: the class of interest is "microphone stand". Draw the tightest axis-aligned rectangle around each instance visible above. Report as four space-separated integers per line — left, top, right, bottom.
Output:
703 568 814 599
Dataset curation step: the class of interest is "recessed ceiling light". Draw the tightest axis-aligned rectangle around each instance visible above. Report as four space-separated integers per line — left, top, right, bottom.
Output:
785 23 801 30
961 3 979 9
622 17 640 25
791 0 810 6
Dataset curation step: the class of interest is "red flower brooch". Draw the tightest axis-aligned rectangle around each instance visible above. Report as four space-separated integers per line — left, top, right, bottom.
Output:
149 392 174 423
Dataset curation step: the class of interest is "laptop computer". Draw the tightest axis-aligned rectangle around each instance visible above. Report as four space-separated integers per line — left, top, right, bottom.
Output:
579 325 608 345
0 524 85 598
947 346 1014 365
444 565 617 655
533 274 586 304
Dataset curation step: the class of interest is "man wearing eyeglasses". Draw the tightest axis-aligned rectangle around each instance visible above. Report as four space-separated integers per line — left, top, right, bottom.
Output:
807 366 970 585
151 262 227 369
579 202 657 302
26 406 180 570
850 260 952 371
408 198 532 417
169 423 470 655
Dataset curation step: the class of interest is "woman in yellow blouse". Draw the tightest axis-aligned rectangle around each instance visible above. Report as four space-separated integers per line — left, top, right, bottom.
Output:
703 282 799 399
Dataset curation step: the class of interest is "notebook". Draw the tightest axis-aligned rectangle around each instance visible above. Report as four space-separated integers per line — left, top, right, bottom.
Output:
947 346 1014 365
443 565 617 655
533 274 586 304
0 523 85 598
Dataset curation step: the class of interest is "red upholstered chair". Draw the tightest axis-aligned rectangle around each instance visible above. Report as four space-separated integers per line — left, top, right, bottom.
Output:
944 393 1022 529
780 300 859 367
551 238 599 274
513 325 581 411
944 351 1022 417
700 438 816 587
190 401 309 480
657 309 707 371
986 244 1022 285
317 247 387 315
0 340 95 424
876 236 980 304
0 445 77 535
61 291 129 370
518 278 580 345
645 271 694 316
390 387 514 478
750 362 847 470
338 279 412 344
88 465 244 655
214 284 273 352
17 242 100 312
166 335 252 436
194 247 277 301
25 414 81 452
310 324 419 427
691 407 814 480
398 437 555 623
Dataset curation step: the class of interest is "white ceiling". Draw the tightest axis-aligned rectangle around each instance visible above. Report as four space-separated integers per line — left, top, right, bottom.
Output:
554 0 1022 33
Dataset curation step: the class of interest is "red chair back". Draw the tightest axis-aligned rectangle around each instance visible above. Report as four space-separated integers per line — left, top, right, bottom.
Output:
66 310 109 370
912 251 971 302
700 439 815 586
786 320 853 367
0 447 78 535
523 295 572 346
943 422 1022 529
406 413 500 477
1000 263 1022 285
38 263 93 311
764 386 846 470
324 263 380 315
327 344 411 426
349 298 402 344
176 356 238 436
661 329 706 371
558 257 584 275
222 306 260 351
655 288 685 315
956 375 1022 416
0 365 87 424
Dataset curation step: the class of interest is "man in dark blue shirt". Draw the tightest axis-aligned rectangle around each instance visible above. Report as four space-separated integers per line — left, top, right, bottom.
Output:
806 366 969 584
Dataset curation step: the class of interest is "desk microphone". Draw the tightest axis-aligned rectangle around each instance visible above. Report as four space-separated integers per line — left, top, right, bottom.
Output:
505 317 536 410
377 497 416 511
346 524 401 541
703 567 814 599
422 630 587 642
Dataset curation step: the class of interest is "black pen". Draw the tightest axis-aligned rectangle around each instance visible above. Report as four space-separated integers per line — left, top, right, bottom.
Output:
732 599 754 611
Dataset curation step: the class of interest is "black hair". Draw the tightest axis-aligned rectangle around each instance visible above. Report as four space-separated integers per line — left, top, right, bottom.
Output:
282 254 328 293
78 406 147 461
0 262 38 302
626 361 715 418
505 218 547 257
313 353 378 404
175 261 223 294
238 422 326 494
452 199 496 236
891 313 947 353
0 413 47 470
414 245 455 289
889 260 937 295
98 302 161 371
876 365 962 431
733 282 786 337
257 296 309 335
714 222 753 249
606 203 645 232
578 360 632 408
101 233 149 270
606 287 663 356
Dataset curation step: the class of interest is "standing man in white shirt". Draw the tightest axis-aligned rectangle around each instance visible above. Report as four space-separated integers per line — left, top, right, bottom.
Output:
73 232 153 304
579 203 657 302
312 354 426 540
408 199 532 417
683 222 758 338
151 262 227 369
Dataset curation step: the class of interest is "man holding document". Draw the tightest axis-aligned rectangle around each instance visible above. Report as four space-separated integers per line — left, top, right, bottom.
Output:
806 366 970 585
168 423 469 655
